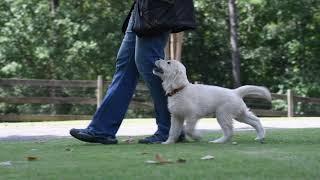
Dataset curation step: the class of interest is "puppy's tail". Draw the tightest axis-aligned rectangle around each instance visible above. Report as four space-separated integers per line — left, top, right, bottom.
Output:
234 85 272 101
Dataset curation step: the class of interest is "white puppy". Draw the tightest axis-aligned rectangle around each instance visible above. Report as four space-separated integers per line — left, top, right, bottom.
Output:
153 59 272 144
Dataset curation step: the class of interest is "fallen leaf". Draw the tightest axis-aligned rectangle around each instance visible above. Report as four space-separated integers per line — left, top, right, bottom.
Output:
155 153 173 164
122 137 135 144
65 148 73 152
145 160 158 164
201 155 215 160
145 154 173 165
0 161 12 166
176 158 186 163
26 156 38 161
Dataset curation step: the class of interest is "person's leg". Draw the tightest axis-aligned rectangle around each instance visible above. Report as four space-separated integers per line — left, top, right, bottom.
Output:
70 16 139 142
135 33 171 141
87 23 139 138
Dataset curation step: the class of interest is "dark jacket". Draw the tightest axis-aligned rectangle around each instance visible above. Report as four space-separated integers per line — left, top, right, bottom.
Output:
121 0 197 35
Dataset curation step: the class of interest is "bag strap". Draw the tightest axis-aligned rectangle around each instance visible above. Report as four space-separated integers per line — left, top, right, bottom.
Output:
121 2 136 34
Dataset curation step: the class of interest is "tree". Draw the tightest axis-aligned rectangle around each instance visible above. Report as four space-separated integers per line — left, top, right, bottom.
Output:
228 0 241 87
165 33 184 61
1 0 319 116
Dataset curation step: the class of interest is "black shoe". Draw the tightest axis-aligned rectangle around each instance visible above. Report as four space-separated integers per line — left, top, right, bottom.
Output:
138 134 167 144
138 133 186 144
69 128 118 144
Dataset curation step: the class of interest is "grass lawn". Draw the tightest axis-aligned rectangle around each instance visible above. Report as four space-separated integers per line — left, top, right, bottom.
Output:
0 129 320 180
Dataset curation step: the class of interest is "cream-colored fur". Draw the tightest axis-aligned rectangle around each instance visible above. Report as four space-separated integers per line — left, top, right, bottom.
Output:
153 59 272 144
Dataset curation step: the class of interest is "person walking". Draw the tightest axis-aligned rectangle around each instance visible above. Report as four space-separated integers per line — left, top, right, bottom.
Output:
70 0 196 144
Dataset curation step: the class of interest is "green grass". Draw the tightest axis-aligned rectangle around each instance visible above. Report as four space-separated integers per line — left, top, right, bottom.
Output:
1 129 320 180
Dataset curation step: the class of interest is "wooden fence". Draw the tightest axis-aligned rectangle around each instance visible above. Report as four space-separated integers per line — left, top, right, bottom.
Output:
0 77 319 122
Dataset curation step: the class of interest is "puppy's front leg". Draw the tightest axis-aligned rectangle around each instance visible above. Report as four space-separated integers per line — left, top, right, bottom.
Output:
162 116 184 144
185 118 201 141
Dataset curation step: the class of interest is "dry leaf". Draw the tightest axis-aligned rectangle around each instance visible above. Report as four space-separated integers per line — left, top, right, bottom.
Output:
122 137 135 144
201 155 215 160
145 160 158 164
145 154 173 165
0 161 12 166
65 148 73 151
155 153 172 164
26 156 38 161
176 158 186 163
232 142 238 145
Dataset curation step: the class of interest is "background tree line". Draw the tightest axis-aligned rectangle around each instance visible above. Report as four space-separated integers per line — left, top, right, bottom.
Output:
0 0 319 116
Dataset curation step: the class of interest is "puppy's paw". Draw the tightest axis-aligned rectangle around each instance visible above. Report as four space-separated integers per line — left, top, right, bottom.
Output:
161 141 174 144
255 137 265 144
209 138 228 144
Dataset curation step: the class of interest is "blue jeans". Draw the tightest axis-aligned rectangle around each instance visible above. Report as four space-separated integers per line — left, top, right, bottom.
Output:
87 16 170 138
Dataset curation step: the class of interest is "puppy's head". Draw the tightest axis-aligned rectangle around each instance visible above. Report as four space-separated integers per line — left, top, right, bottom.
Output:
153 59 189 93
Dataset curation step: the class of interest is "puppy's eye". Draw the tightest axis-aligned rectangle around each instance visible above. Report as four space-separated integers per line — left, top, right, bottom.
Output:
167 61 171 64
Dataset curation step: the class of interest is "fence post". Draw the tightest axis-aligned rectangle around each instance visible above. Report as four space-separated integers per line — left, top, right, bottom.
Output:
96 75 103 109
287 89 294 117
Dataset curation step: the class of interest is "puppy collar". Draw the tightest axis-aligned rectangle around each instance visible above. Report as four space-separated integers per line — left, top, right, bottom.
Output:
167 85 186 97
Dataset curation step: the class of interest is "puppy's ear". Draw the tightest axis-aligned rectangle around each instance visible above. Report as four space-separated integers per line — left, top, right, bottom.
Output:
170 68 186 89
162 63 188 94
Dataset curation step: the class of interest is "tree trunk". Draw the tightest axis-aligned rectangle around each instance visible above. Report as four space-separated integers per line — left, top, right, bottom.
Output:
228 0 241 88
49 0 59 114
165 32 184 61
49 0 59 15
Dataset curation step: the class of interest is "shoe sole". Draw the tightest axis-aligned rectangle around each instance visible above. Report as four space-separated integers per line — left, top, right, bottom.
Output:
70 130 117 145
138 140 162 144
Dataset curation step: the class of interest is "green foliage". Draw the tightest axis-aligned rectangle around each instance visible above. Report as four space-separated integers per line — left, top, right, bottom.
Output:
184 0 232 86
0 0 131 80
0 0 319 116
237 0 320 96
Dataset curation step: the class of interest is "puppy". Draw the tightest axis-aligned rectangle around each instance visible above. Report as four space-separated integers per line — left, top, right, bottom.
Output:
153 59 271 144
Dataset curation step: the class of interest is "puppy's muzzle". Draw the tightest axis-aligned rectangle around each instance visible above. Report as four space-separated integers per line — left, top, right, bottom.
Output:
153 61 164 74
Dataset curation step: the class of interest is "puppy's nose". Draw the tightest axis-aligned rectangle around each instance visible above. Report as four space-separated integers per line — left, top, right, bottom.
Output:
155 60 160 66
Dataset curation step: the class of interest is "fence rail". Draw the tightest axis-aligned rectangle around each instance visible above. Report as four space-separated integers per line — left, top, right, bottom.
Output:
1 77 319 122
0 97 96 105
0 79 97 87
0 115 92 122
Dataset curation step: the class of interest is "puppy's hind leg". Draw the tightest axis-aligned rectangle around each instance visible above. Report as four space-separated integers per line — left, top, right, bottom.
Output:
162 116 184 144
209 111 233 143
185 118 201 141
238 110 265 143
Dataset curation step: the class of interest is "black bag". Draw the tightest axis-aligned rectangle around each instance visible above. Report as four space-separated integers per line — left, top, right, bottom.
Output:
132 0 177 37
